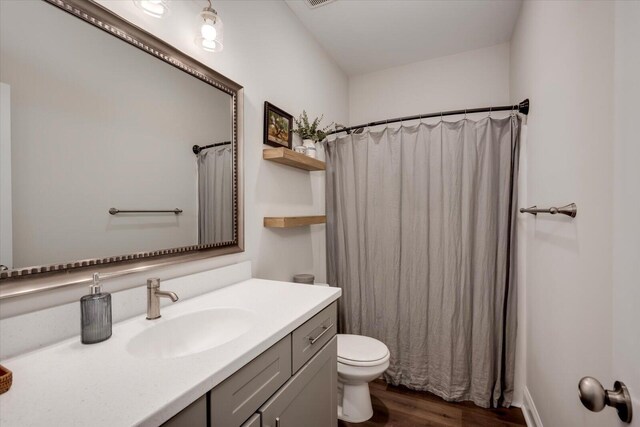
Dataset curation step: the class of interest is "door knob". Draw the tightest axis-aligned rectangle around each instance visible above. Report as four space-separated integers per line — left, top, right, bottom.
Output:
578 377 633 423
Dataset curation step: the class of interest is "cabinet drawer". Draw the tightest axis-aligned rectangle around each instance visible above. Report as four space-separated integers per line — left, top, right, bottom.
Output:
291 302 337 373
210 335 292 427
259 336 338 427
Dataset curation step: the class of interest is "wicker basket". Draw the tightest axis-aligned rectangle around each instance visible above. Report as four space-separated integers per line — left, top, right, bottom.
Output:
0 364 12 394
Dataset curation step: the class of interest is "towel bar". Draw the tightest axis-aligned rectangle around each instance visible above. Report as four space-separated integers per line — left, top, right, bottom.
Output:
109 208 182 215
520 203 576 218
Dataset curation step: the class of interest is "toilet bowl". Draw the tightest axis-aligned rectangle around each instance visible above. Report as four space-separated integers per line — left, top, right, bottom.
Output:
337 334 390 423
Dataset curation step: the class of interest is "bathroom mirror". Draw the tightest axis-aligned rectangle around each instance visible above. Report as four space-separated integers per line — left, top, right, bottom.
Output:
0 0 244 291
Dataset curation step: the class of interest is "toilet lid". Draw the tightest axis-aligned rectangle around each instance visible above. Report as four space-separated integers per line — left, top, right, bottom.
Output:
337 334 389 365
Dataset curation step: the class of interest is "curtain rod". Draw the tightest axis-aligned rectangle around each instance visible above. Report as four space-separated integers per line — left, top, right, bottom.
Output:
326 99 529 136
192 141 232 155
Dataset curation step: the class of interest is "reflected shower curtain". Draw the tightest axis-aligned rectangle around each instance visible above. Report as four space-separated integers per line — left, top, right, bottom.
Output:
197 145 233 245
325 116 520 407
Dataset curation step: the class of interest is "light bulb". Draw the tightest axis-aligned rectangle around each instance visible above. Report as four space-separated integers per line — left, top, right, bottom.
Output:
201 39 217 52
133 0 169 18
201 21 217 41
195 4 223 52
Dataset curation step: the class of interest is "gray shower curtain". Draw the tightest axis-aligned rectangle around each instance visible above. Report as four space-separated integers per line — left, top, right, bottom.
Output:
325 116 520 408
197 145 233 245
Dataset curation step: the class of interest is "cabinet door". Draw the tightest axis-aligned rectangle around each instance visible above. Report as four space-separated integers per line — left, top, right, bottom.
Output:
259 336 337 427
162 395 207 427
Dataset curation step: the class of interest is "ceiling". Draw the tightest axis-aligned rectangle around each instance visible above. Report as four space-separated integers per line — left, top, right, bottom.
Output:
285 0 522 76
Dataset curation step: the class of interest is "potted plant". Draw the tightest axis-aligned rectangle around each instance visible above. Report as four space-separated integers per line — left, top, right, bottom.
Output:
293 111 333 158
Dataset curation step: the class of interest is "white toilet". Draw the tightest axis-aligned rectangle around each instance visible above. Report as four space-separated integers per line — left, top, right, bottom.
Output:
336 334 390 423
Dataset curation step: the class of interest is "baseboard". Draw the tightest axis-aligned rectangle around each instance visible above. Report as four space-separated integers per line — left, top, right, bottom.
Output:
521 387 543 427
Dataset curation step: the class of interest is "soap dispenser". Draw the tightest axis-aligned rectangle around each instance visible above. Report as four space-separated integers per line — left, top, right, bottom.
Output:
80 273 112 344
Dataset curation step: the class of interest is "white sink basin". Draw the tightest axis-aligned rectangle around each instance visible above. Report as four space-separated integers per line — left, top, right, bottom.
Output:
127 307 255 359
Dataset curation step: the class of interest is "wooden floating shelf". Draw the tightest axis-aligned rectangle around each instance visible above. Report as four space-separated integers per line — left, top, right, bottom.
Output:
264 216 326 228
263 147 325 171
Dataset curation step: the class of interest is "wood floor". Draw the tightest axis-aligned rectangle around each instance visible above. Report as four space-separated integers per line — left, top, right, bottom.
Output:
338 380 527 427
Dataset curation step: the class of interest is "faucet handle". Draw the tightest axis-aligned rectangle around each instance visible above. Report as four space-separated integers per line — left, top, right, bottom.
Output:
147 278 160 288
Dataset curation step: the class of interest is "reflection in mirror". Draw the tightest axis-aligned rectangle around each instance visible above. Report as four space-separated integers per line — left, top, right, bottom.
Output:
0 0 236 273
196 142 234 245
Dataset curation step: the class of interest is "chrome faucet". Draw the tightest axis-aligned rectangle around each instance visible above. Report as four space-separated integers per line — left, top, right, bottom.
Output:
146 278 179 320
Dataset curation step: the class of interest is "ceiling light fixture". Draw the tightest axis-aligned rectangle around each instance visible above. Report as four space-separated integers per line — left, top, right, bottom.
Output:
195 0 223 53
133 0 170 19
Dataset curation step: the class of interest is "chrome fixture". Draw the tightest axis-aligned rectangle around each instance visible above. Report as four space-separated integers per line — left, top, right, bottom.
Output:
520 203 577 218
308 324 333 345
109 208 182 215
579 377 632 423
196 0 223 52
133 0 170 19
146 278 179 320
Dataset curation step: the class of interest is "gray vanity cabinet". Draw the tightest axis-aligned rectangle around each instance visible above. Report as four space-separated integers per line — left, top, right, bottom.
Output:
163 302 338 427
258 336 338 427
162 395 207 427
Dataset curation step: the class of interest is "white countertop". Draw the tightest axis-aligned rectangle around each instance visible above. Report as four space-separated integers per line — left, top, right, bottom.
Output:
0 279 341 426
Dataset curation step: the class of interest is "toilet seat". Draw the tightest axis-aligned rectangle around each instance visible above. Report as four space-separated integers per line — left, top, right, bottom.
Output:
337 334 390 367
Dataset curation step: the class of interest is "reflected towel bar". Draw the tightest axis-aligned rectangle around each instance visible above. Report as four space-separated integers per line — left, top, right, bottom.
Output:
109 208 182 215
520 203 577 218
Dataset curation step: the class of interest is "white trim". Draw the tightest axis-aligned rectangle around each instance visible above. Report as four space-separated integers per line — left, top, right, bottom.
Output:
522 387 543 427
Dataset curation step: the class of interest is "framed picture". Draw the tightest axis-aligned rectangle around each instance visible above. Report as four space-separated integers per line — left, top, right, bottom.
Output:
264 101 293 149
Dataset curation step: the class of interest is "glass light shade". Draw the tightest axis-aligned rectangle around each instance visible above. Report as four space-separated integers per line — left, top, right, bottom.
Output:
133 0 170 19
195 8 223 52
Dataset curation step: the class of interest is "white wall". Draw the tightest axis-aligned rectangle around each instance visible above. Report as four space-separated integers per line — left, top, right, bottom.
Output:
1 1 231 268
0 83 11 269
612 2 640 426
348 43 511 126
94 0 348 284
510 2 615 426
0 82 13 268
0 0 347 316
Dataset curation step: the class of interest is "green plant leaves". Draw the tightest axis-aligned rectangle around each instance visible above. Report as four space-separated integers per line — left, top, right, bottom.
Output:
293 110 333 142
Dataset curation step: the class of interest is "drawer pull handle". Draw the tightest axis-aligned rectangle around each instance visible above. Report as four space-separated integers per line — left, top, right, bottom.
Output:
308 324 333 345
275 417 281 427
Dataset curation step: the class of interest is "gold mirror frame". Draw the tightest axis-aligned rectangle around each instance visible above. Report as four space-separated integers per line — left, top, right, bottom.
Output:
0 0 244 299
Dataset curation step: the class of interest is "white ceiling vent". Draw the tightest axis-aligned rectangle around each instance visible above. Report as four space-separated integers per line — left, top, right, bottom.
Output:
305 0 335 9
